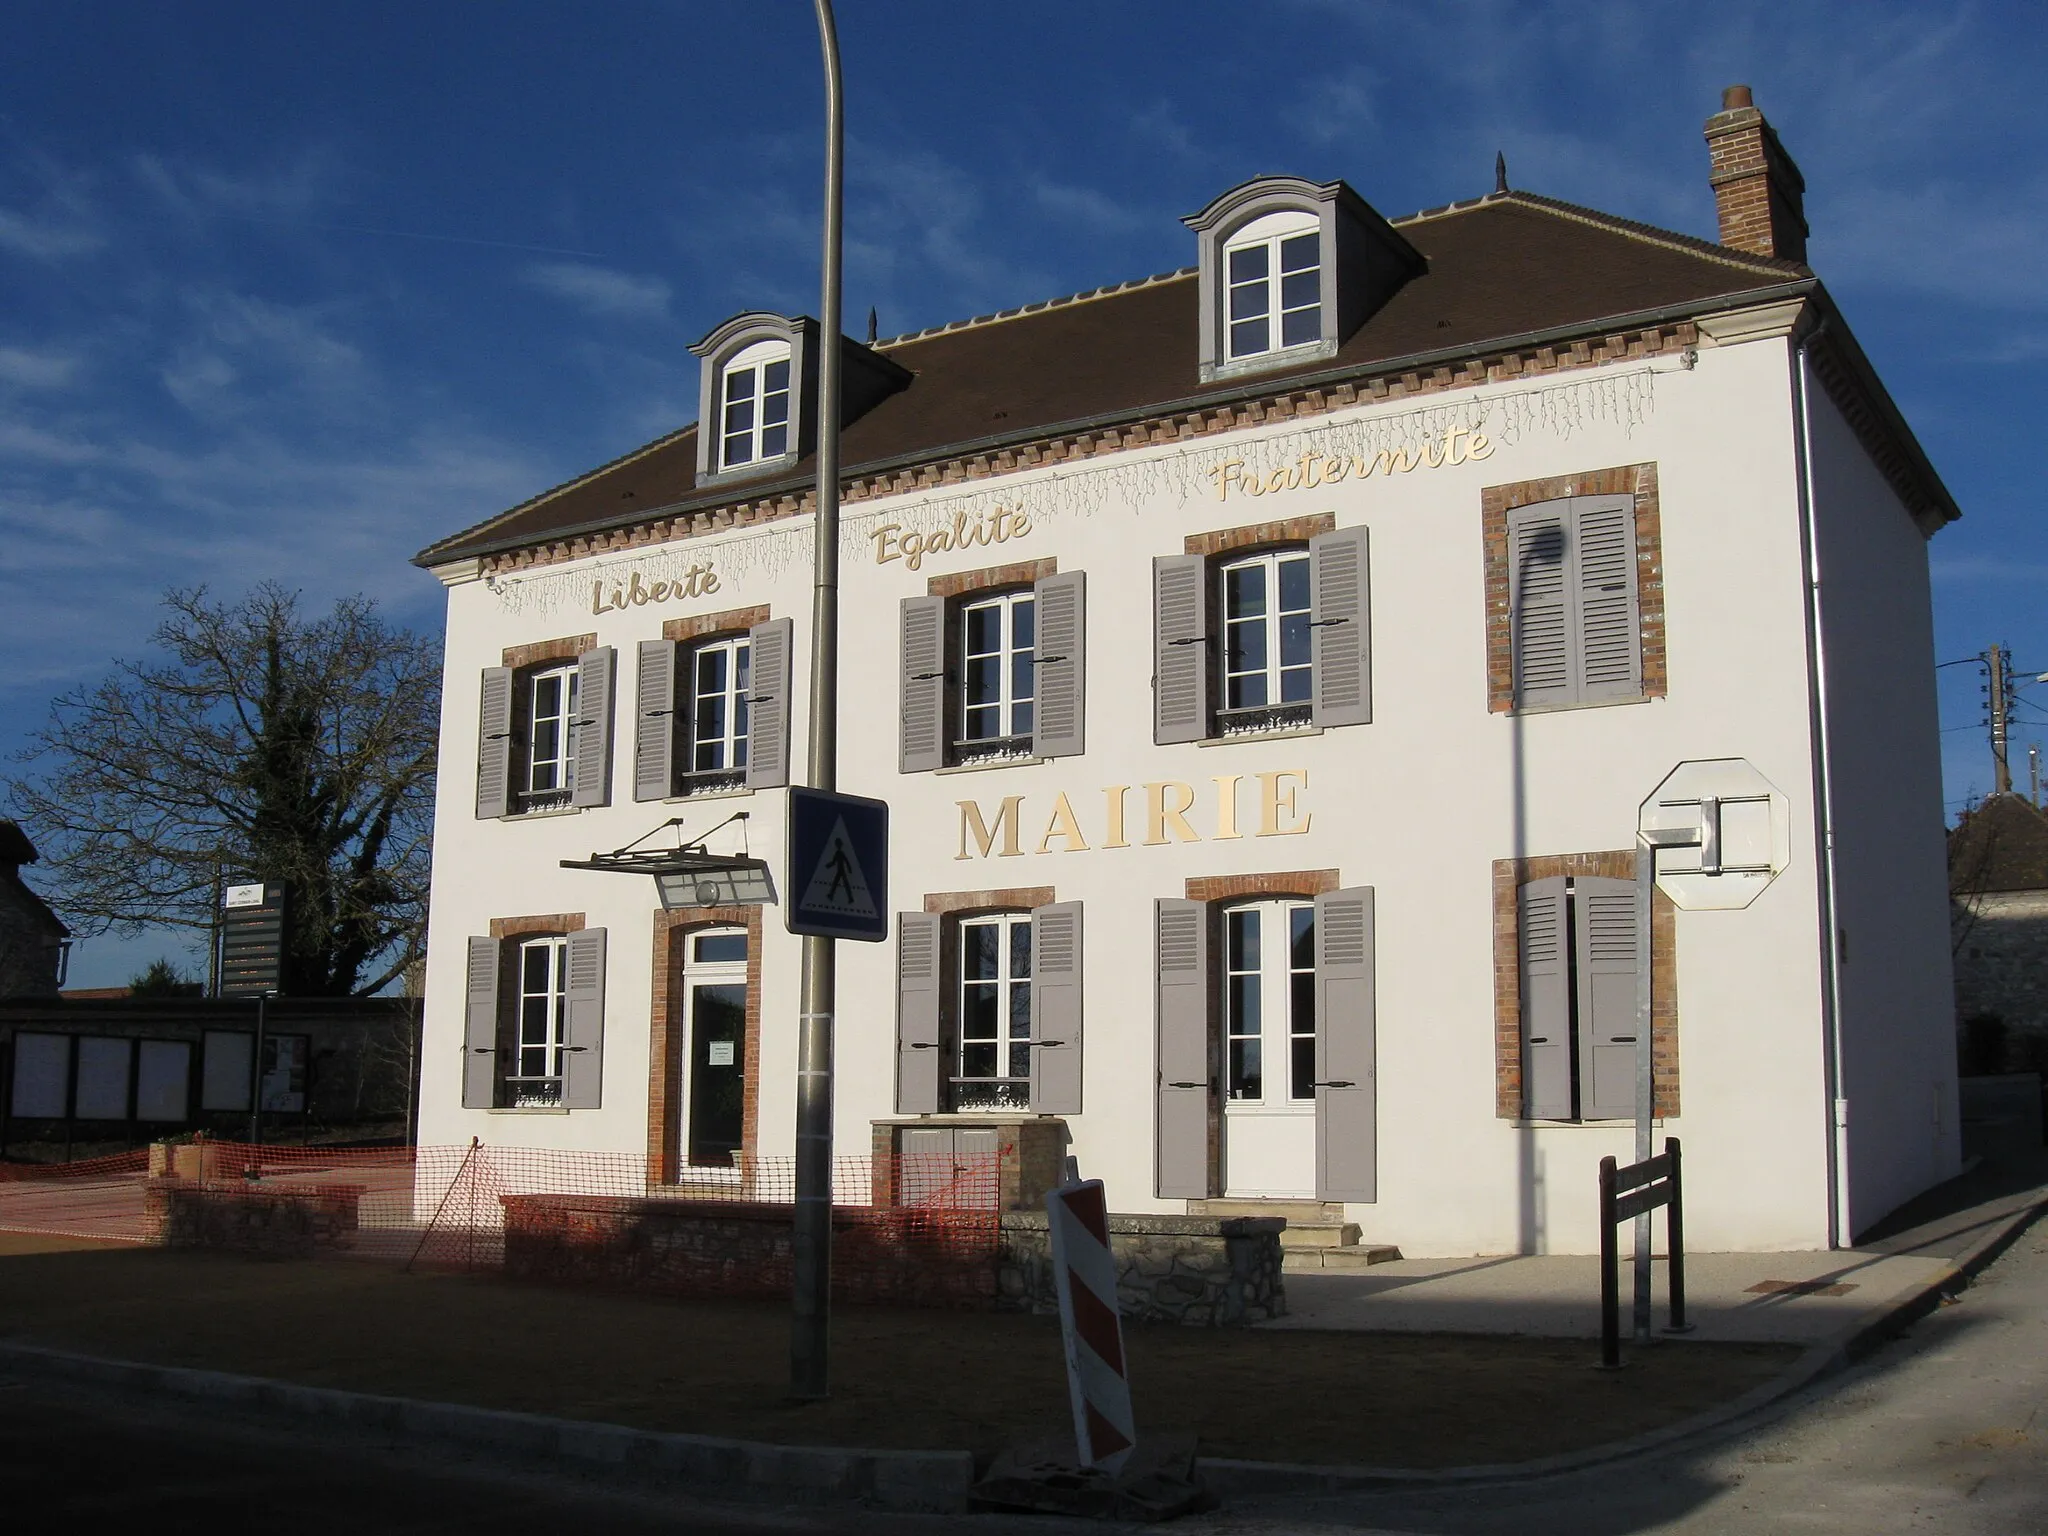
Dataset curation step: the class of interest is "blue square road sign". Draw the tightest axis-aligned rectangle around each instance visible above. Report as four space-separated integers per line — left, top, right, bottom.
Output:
786 786 889 942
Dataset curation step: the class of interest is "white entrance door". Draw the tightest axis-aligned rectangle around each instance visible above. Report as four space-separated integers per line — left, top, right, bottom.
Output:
681 927 748 1172
1222 899 1318 1197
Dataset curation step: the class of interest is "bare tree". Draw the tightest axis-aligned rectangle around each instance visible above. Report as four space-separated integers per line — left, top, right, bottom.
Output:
6 585 439 996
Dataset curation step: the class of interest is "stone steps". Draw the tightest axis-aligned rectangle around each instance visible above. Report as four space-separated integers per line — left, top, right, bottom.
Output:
1282 1244 1404 1272
1277 1221 1362 1250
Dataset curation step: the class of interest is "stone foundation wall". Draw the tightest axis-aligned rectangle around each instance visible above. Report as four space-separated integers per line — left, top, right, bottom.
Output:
499 1195 997 1308
996 1213 1285 1326
1955 891 2048 1068
145 1180 363 1256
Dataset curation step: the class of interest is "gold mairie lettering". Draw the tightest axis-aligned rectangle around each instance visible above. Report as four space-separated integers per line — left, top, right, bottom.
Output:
1256 770 1312 837
1144 781 1201 846
1212 774 1244 840
1036 793 1090 854
1102 785 1131 849
957 796 1026 859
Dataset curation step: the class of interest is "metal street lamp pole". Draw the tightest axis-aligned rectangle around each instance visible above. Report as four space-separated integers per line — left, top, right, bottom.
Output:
790 0 845 1402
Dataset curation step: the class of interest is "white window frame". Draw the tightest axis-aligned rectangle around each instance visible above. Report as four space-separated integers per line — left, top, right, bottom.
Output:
957 589 1036 749
1219 548 1314 725
685 634 752 780
509 935 569 1108
718 339 793 471
1223 210 1322 363
1223 899 1316 1107
954 912 1032 1111
523 663 579 801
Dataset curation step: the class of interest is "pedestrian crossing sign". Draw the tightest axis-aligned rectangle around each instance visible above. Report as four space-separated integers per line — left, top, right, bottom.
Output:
786 787 890 941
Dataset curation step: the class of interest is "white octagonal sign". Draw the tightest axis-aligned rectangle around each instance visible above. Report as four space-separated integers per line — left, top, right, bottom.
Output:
1639 758 1790 910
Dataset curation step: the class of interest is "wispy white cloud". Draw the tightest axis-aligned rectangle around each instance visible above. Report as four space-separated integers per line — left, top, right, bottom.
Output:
1931 557 2048 584
0 346 82 389
0 205 102 261
521 261 673 321
1032 178 1148 235
131 145 348 222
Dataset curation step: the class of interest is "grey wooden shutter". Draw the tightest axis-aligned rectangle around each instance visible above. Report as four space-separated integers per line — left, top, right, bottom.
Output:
1571 495 1642 703
570 646 615 808
1153 554 1210 744
561 927 606 1109
462 936 500 1109
745 617 794 789
1507 501 1573 709
634 639 677 802
1030 901 1083 1115
1518 876 1572 1120
1155 898 1210 1198
895 911 943 1113
475 667 514 819
899 596 947 773
1032 571 1086 759
1309 527 1372 728
1575 877 1640 1121
1314 886 1377 1202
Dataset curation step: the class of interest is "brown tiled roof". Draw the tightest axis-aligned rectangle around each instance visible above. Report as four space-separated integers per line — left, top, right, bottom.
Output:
1951 794 2048 895
413 191 1835 567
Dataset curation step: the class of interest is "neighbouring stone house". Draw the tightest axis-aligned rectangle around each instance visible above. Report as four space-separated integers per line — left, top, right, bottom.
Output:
1950 793 2048 1072
0 822 68 999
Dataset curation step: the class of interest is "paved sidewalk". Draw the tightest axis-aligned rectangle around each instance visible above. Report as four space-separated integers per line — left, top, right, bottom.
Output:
1266 1151 2048 1345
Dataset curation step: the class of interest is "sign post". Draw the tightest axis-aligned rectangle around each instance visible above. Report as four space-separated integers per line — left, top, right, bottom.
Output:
221 882 286 1146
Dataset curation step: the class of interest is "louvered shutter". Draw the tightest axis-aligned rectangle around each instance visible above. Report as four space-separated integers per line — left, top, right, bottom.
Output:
1518 877 1572 1120
1153 554 1210 744
1571 495 1642 703
1314 886 1377 1202
1575 877 1640 1121
1155 898 1210 1198
570 646 615 808
462 936 500 1109
899 596 947 773
1030 901 1083 1115
1309 527 1372 729
1032 571 1086 759
895 911 943 1113
634 640 677 802
561 927 606 1109
475 667 514 819
745 617 793 789
1507 502 1573 709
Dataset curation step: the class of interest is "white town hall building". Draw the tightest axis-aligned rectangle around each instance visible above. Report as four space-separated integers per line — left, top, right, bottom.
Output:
412 87 1960 1257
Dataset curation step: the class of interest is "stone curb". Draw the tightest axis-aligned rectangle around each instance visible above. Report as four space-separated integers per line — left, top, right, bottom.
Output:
0 1342 974 1514
1200 1181 2048 1500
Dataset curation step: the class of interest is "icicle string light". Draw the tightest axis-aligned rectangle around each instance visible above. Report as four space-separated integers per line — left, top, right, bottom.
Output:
488 366 1657 619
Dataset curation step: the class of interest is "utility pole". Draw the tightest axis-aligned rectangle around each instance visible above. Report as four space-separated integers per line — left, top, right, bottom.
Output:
2030 743 2040 809
789 0 844 1403
1988 643 2013 796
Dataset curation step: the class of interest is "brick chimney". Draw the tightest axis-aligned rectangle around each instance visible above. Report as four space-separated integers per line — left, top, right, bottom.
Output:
1703 84 1808 263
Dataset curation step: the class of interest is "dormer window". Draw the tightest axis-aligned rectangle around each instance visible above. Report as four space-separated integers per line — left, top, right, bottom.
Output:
719 340 792 471
1225 212 1322 362
1184 175 1425 384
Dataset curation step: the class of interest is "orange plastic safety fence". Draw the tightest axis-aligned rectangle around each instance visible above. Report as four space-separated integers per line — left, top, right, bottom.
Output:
0 1141 1004 1307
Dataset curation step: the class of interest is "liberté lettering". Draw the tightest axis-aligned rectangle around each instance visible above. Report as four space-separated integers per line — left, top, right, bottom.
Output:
956 772 1311 859
590 564 720 615
1207 425 1493 501
870 505 1033 571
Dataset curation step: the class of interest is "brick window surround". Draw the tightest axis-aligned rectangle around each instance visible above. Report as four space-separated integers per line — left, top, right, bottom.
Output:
501 634 596 670
1481 462 1665 713
662 605 769 644
1491 852 1678 1119
487 914 588 1099
1184 513 1334 559
927 559 1056 600
647 904 763 1183
923 886 1056 916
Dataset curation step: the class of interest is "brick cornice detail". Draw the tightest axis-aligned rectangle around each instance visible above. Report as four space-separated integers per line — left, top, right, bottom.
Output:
477 323 1699 576
662 605 770 644
927 558 1056 599
1184 869 1339 902
1185 514 1335 558
501 635 596 670
923 886 1056 915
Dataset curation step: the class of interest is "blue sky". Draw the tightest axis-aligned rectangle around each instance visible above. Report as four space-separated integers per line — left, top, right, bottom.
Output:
2 1 2042 986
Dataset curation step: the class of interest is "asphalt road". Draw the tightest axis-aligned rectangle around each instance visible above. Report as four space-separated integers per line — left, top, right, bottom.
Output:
1196 1212 2048 1535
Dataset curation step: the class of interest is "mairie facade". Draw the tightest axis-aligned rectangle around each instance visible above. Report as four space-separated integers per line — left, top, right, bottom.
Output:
413 89 1960 1256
